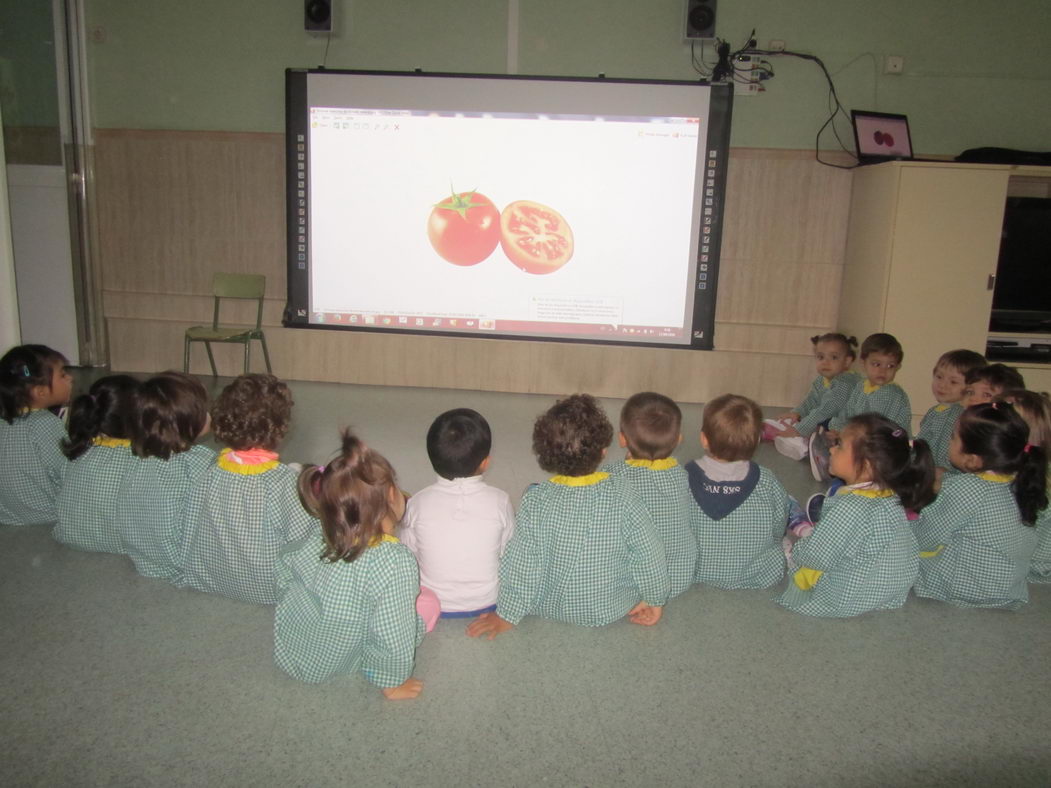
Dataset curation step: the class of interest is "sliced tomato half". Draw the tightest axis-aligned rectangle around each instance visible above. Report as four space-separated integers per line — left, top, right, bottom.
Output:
499 200 574 275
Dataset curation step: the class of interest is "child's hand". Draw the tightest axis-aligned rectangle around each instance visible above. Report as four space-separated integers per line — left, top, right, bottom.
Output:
466 612 513 640
778 412 799 424
778 426 801 439
381 678 423 700
627 602 663 626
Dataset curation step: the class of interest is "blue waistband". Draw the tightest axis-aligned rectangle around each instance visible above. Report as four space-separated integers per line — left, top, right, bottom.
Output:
439 604 497 619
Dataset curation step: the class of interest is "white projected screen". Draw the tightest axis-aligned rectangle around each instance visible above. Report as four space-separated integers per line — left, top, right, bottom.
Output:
286 71 729 348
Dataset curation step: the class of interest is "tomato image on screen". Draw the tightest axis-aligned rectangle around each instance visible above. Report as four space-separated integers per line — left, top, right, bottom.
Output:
427 189 501 266
500 200 574 275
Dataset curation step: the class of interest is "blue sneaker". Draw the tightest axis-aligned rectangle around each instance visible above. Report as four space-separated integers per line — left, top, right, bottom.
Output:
806 492 826 523
808 429 831 482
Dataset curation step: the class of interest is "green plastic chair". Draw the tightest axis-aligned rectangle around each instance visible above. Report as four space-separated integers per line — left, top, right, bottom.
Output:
183 273 272 376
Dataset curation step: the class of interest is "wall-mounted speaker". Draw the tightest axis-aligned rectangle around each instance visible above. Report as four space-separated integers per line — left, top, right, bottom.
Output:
684 0 717 40
305 0 332 33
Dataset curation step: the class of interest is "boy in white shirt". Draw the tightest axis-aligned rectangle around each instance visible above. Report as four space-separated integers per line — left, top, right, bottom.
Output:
400 408 515 617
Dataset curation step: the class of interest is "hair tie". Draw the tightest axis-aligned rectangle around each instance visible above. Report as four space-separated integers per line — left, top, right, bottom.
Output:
1024 443 1032 454
891 428 904 438
991 402 998 410
22 365 31 377
311 465 326 495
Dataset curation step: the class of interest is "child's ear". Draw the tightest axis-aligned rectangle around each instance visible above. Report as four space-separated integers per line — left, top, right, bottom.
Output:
957 451 984 473
476 456 491 474
617 432 628 449
677 433 683 446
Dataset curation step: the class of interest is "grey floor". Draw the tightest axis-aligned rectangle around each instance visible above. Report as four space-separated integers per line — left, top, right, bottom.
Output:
2 375 1050 787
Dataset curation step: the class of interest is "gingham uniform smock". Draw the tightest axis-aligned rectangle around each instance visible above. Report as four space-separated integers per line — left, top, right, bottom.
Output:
496 472 670 627
1028 503 1051 584
603 458 697 600
829 380 912 435
914 472 1038 609
794 371 860 437
274 534 424 688
53 438 137 552
115 444 216 581
175 451 318 604
917 403 963 471
0 409 67 526
689 463 790 590
777 488 919 617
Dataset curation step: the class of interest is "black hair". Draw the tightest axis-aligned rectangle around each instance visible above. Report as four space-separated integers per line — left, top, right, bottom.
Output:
426 408 492 480
810 333 858 360
131 371 209 460
964 363 1025 392
0 344 67 424
842 413 935 511
533 393 613 476
860 333 903 364
956 402 1048 525
63 375 140 460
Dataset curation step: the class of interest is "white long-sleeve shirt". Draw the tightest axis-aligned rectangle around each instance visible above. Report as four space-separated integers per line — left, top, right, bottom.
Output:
400 475 515 612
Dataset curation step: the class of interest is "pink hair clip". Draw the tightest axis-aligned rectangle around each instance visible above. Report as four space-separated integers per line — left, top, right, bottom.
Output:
1024 443 1033 454
891 428 904 438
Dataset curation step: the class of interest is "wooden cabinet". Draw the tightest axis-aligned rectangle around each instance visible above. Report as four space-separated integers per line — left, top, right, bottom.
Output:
838 161 1051 420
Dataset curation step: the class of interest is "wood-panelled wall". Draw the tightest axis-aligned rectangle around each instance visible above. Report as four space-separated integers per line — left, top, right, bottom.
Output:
95 129 852 406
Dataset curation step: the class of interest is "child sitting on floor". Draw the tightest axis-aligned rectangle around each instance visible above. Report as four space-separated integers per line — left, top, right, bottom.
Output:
913 401 1045 609
274 431 429 699
688 394 791 590
0 344 72 526
779 414 935 617
1005 390 1051 584
916 349 987 473
177 374 316 604
960 363 1025 407
53 374 140 552
400 408 515 618
602 392 697 600
467 393 670 639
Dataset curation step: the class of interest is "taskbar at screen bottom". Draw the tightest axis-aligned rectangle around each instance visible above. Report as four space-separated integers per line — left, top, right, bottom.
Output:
309 312 685 340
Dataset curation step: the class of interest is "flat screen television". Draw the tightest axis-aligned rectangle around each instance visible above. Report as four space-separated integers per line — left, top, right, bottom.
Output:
988 196 1051 334
284 69 732 350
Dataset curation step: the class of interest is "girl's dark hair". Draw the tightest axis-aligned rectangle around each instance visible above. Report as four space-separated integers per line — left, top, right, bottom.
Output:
131 371 209 460
810 333 858 360
212 374 293 451
298 430 399 563
63 375 140 460
957 402 1048 525
842 414 936 511
860 332 904 364
0 344 67 424
532 393 613 476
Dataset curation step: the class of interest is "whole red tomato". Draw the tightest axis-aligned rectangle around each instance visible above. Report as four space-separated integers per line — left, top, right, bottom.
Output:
427 189 501 266
499 200 574 275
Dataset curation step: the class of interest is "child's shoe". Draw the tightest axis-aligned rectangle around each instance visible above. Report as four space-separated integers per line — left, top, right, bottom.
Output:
808 428 831 482
806 492 826 524
774 434 808 461
761 419 786 441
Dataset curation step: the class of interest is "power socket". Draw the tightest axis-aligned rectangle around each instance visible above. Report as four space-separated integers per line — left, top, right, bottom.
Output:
733 54 766 96
884 55 904 75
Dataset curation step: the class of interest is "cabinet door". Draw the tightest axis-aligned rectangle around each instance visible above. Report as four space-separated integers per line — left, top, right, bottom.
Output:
883 166 1009 410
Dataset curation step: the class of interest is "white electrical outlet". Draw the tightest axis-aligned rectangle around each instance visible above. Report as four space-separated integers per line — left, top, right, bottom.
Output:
768 39 785 52
884 55 904 74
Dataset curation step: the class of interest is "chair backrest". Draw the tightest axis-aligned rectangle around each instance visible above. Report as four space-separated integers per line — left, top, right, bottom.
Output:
212 273 266 330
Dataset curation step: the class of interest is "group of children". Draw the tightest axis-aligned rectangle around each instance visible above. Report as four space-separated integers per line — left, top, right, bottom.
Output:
2 336 1050 701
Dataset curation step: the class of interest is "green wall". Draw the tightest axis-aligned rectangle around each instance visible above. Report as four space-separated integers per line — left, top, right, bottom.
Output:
87 0 1051 153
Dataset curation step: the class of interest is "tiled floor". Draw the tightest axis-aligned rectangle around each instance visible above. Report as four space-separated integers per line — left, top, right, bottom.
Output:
2 375 1049 786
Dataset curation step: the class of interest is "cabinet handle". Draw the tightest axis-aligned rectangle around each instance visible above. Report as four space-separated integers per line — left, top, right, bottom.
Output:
987 274 996 291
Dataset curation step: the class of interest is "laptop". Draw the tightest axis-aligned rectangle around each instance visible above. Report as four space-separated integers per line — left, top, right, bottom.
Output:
851 110 937 165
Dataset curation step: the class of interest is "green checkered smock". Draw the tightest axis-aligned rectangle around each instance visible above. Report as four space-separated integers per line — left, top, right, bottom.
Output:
778 489 919 617
115 444 216 581
917 403 962 470
914 473 1038 609
0 410 67 526
794 371 859 437
829 380 912 435
690 464 790 590
603 459 696 599
495 473 670 627
53 440 137 553
176 459 318 604
1029 504 1051 584
274 534 424 688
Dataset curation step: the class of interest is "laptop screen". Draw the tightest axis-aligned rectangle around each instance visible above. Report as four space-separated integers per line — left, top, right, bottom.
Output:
851 111 913 163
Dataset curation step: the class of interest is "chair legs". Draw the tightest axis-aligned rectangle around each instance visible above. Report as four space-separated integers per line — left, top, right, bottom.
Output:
204 342 218 377
183 337 191 373
185 337 271 376
259 334 273 374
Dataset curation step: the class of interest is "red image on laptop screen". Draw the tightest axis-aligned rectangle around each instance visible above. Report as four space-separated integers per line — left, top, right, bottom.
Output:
851 111 914 163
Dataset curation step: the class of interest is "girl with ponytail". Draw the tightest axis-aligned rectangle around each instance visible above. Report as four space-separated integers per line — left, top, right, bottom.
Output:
915 401 1046 608
53 375 140 552
1005 390 1051 583
274 431 434 700
778 413 935 617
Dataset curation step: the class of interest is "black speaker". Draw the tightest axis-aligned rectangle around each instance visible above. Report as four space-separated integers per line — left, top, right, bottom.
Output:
305 0 332 32
684 0 717 40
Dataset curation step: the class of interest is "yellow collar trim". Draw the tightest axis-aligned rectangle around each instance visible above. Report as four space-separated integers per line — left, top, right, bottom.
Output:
841 487 895 499
822 377 832 389
977 470 1014 484
369 534 400 547
863 380 882 394
217 448 280 475
550 471 610 487
935 404 951 412
625 458 679 470
93 436 131 448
